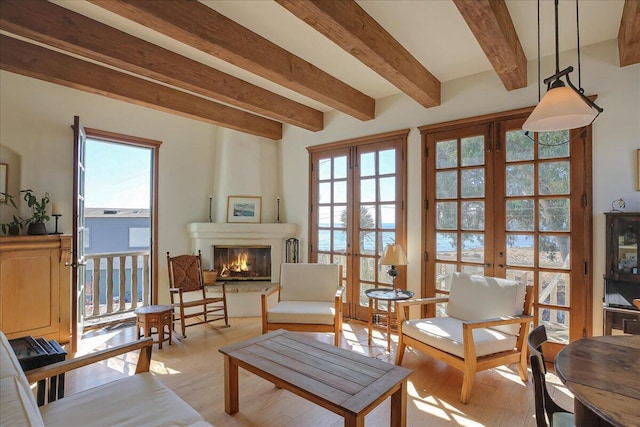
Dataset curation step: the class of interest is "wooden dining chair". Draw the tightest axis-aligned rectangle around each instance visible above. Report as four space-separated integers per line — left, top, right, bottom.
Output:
527 325 574 427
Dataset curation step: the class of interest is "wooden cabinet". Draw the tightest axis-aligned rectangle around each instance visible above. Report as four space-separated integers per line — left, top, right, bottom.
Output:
0 235 72 343
603 212 639 334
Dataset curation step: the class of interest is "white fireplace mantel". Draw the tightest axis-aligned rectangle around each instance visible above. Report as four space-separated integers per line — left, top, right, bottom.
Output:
188 222 297 283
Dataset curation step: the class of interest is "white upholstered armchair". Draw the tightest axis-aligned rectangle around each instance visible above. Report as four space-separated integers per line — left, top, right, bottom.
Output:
395 272 534 403
261 263 344 345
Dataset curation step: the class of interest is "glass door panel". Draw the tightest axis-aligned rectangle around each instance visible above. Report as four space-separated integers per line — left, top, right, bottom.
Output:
310 134 407 321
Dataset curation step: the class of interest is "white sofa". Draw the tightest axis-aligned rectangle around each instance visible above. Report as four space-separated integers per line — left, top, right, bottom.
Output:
0 331 212 427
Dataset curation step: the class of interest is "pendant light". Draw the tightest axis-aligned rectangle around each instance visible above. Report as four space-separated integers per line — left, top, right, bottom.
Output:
523 0 603 132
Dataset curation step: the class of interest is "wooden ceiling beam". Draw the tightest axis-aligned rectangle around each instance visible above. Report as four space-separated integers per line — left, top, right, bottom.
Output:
0 35 282 140
618 0 640 66
89 0 375 121
275 0 440 108
0 0 322 132
452 0 527 91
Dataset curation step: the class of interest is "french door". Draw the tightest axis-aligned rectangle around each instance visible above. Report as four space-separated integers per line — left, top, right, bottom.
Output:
423 114 591 357
309 130 408 320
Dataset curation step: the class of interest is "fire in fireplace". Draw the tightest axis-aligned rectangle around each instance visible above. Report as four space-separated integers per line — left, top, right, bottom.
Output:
213 245 271 281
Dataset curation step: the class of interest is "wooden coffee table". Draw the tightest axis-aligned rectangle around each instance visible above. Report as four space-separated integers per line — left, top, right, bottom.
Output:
219 329 412 427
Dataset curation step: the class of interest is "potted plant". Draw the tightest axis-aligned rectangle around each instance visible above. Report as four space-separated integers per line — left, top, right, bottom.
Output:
20 189 50 235
0 192 26 236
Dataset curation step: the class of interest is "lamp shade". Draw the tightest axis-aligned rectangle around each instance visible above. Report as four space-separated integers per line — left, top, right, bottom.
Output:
523 86 598 132
379 244 408 266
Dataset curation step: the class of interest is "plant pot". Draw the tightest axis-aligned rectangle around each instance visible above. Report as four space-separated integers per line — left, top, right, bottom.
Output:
27 222 47 235
8 225 20 236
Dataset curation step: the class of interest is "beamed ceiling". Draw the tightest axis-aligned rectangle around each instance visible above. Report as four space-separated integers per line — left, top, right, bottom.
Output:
1 0 638 140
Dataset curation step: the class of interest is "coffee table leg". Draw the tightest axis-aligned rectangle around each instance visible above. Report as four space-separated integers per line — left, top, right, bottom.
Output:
224 356 239 414
344 414 364 427
390 379 407 427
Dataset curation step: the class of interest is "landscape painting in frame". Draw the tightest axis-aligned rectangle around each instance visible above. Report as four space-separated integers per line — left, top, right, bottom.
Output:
227 196 261 223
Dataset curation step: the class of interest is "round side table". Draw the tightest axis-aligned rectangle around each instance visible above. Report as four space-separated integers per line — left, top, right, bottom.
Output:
134 305 173 349
365 288 414 352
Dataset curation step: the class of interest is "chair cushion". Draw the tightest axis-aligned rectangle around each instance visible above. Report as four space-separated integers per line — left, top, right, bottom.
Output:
39 372 211 427
402 316 517 358
0 332 44 426
279 263 339 302
446 273 526 335
0 377 45 427
267 301 336 325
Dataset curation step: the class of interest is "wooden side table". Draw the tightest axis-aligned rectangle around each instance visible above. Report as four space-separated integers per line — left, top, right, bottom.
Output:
365 288 414 352
135 305 172 349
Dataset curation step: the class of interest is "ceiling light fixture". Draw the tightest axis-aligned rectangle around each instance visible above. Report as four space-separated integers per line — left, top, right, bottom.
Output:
523 0 603 133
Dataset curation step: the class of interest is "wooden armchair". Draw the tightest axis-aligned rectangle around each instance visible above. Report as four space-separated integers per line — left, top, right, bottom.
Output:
261 263 344 345
167 251 229 338
395 272 533 403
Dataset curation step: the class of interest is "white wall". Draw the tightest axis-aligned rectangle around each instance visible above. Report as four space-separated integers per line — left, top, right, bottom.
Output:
280 39 640 334
0 72 219 304
1 38 638 330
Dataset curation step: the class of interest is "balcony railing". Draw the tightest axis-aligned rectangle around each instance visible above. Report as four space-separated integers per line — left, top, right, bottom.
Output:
83 251 151 323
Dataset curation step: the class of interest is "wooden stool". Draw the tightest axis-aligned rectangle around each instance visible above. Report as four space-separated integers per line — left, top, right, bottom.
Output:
135 305 172 349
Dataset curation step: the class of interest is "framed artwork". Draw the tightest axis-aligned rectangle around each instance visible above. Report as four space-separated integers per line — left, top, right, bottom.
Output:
0 163 7 203
227 196 262 223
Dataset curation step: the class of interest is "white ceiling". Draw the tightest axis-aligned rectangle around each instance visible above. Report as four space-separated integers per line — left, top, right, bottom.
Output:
53 0 625 113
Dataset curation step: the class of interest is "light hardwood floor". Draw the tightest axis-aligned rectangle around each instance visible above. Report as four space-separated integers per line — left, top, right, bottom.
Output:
65 318 574 426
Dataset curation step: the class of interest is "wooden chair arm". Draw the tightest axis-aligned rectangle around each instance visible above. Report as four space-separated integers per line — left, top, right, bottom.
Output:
25 337 154 384
262 284 280 299
396 296 449 309
335 285 345 299
462 314 534 330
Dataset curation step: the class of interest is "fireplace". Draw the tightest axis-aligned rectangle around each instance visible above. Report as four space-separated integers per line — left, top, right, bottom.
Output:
214 245 271 281
188 222 297 284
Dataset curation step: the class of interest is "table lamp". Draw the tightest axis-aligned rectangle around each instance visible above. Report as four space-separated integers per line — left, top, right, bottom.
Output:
379 244 408 293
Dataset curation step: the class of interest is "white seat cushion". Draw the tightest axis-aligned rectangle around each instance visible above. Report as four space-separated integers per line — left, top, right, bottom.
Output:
279 263 339 302
402 316 517 358
40 372 208 427
0 377 45 427
446 273 526 335
267 301 336 325
0 332 44 426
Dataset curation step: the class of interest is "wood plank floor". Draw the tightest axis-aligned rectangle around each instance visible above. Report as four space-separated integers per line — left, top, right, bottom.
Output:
65 318 574 426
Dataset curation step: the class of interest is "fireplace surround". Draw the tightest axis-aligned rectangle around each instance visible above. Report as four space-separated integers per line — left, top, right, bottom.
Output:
188 223 297 283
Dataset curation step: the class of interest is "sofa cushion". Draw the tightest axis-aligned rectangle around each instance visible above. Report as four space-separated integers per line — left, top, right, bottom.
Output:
39 372 211 427
267 301 336 325
0 332 43 426
279 263 339 302
402 316 517 358
446 273 526 335
0 377 45 427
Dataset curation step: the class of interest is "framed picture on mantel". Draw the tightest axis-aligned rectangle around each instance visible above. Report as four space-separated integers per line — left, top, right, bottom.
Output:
227 196 261 223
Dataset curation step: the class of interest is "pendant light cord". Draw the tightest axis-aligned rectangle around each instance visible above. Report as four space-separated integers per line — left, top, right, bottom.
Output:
537 0 541 102
576 0 583 93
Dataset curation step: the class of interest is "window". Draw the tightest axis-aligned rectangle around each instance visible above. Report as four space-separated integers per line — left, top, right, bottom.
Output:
128 227 150 248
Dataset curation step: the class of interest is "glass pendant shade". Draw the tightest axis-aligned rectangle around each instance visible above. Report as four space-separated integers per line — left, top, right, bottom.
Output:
523 85 598 132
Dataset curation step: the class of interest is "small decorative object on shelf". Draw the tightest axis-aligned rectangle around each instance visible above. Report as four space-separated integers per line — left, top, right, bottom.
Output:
611 198 626 212
276 196 281 223
50 202 62 235
208 195 213 222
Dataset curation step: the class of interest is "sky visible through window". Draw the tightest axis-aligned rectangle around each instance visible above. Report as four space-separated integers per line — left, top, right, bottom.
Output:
85 139 151 209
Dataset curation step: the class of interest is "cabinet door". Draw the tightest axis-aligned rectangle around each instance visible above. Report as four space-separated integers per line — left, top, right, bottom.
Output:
0 248 60 339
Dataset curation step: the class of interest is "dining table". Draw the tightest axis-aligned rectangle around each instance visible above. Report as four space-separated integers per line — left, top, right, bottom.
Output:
554 334 640 427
